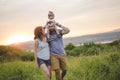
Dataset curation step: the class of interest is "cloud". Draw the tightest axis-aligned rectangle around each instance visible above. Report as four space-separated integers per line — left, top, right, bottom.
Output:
0 0 120 44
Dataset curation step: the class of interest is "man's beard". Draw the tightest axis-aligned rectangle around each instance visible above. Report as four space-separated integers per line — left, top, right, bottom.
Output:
49 29 56 34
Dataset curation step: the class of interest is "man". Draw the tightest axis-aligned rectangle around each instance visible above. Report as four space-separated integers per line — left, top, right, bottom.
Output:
47 16 70 80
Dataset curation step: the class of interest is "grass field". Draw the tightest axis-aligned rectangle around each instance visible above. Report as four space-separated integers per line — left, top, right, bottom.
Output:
0 40 120 80
0 52 120 80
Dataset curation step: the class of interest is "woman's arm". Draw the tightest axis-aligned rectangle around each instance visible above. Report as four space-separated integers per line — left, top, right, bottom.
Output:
34 40 39 68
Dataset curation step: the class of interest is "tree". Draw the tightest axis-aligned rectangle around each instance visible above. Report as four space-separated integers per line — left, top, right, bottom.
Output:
0 46 8 56
65 43 75 50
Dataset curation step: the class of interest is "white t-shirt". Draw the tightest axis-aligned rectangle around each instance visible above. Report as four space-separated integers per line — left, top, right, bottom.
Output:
35 38 50 60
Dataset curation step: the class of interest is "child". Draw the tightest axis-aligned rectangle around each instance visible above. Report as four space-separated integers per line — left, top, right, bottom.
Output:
45 11 61 42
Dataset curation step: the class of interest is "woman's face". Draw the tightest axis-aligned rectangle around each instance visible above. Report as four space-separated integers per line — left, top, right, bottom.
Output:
42 27 45 34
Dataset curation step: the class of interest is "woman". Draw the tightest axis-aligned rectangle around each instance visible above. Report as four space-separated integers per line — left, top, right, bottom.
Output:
34 26 51 80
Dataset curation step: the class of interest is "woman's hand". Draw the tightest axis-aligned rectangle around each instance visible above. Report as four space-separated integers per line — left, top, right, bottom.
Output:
35 61 39 68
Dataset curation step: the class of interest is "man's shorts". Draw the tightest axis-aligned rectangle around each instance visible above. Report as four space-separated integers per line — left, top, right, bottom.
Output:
37 58 51 66
50 54 67 71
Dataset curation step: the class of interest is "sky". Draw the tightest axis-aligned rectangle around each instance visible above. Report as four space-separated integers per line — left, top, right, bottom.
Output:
0 0 120 45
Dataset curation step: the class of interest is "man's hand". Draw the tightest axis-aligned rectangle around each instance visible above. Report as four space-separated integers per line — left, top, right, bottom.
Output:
56 22 70 35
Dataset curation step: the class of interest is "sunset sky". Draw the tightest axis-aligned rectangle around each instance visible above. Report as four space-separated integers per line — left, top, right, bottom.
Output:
0 0 120 45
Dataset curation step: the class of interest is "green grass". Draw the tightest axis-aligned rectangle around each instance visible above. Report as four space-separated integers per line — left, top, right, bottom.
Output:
0 61 44 80
0 52 120 80
0 40 120 80
66 52 120 80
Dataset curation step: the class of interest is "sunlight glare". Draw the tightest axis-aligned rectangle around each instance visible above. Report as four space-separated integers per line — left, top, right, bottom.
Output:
5 35 32 45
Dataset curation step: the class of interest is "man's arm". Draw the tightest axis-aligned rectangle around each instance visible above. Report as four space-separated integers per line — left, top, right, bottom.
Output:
56 23 70 35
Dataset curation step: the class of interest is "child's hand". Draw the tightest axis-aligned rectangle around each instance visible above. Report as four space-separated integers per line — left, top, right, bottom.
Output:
56 22 62 27
55 22 59 25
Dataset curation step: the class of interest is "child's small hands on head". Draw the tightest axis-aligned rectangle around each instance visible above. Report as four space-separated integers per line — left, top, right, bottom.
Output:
55 22 62 27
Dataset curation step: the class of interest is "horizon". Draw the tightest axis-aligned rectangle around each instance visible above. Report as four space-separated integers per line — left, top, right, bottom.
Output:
2 27 120 45
0 0 120 45
2 28 120 46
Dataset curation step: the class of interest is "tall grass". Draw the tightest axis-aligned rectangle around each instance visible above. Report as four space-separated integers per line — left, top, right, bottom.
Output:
66 52 120 80
0 52 120 80
0 61 44 80
0 40 120 80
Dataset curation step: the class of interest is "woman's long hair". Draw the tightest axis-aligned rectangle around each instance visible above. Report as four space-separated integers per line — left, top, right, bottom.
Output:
34 26 44 41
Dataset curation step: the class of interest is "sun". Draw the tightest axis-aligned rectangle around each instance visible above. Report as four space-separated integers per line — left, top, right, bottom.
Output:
5 35 32 45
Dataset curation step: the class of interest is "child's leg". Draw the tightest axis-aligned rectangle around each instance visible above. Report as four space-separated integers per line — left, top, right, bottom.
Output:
55 26 61 38
47 28 50 38
45 25 50 39
55 26 59 35
46 27 51 42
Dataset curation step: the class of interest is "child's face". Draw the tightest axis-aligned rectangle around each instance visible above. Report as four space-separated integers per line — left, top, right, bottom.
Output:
49 15 54 19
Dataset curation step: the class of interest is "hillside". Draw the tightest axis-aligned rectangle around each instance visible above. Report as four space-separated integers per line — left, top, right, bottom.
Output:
9 29 120 51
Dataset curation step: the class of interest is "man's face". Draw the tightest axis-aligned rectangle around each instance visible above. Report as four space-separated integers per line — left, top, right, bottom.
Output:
48 23 56 34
